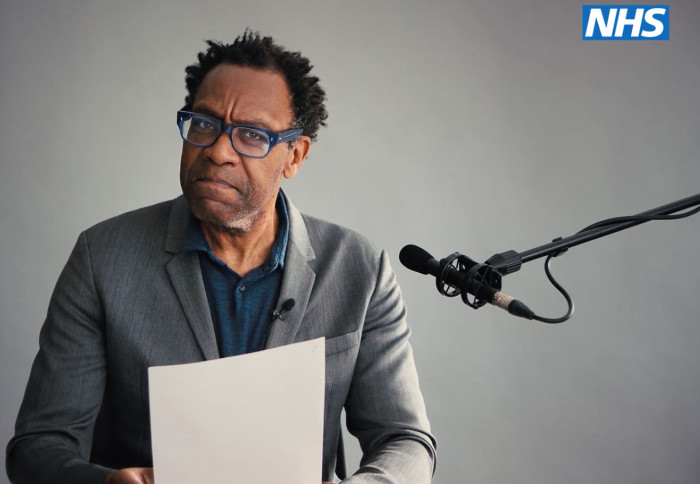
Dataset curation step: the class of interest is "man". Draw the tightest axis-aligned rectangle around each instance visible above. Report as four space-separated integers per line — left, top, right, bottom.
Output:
6 31 436 483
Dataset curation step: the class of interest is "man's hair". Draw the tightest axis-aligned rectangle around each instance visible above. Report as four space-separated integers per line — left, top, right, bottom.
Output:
183 30 328 141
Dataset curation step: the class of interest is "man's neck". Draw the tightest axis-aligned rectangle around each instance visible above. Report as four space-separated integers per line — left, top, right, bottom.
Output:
200 204 279 278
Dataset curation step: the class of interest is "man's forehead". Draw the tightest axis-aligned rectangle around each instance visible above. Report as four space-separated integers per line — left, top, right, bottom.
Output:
192 64 293 127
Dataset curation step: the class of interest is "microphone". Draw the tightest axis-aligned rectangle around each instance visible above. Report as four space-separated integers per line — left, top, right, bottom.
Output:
399 245 534 319
265 298 296 345
271 298 296 321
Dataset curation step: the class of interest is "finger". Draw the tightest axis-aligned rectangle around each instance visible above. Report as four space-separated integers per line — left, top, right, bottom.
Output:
105 467 154 484
142 467 155 484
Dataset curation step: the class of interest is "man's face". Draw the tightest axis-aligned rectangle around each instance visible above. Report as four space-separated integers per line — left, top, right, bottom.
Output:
180 64 308 231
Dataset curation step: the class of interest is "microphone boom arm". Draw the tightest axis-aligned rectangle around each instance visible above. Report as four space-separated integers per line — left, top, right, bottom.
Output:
400 192 700 323
486 192 700 275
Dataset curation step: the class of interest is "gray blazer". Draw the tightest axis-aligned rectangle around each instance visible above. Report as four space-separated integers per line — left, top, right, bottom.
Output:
7 193 436 483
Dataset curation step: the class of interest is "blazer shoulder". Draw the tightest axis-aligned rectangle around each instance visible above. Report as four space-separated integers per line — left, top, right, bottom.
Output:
300 212 384 264
81 197 180 254
85 198 175 234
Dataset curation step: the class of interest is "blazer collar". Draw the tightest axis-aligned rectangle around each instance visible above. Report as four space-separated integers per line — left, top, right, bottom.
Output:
164 195 190 254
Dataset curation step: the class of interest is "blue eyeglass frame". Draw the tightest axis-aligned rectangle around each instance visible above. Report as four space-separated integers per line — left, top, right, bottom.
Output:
176 110 303 158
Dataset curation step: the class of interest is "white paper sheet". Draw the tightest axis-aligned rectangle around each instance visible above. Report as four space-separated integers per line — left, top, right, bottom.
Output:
148 338 325 484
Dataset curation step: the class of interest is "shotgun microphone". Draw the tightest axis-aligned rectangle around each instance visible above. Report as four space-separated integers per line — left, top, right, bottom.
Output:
399 244 534 319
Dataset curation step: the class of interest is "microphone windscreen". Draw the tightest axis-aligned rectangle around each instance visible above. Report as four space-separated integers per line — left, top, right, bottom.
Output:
399 245 434 275
281 298 296 311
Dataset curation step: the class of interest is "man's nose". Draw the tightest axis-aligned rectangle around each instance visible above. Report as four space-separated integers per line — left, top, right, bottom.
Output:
204 131 241 165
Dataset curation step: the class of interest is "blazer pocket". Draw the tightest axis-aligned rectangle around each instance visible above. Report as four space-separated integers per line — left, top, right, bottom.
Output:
325 331 360 357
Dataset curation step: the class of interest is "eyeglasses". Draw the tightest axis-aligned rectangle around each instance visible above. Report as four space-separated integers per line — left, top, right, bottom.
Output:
177 110 303 158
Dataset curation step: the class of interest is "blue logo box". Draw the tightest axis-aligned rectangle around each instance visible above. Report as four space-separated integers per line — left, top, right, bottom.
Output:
582 5 669 40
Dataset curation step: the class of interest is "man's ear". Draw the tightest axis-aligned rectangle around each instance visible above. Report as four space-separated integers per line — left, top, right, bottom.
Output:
283 136 311 179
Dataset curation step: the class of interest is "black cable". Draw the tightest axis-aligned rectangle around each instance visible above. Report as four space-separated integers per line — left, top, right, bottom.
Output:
577 205 700 233
527 201 700 324
531 254 574 324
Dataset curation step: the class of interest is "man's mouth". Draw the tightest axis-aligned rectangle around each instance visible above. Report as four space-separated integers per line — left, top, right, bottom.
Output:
193 177 235 189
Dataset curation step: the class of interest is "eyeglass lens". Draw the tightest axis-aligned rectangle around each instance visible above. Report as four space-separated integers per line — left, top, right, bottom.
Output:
181 115 271 157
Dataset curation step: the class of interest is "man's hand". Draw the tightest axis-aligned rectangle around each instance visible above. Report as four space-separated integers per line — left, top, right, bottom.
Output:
103 467 154 484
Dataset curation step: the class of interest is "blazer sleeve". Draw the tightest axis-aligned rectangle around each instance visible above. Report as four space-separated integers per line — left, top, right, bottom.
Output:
342 249 437 483
6 231 114 484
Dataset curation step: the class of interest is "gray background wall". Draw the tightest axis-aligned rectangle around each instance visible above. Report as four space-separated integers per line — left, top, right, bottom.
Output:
1 1 699 483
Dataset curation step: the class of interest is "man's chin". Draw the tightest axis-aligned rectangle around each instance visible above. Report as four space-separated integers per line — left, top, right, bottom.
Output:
187 198 256 232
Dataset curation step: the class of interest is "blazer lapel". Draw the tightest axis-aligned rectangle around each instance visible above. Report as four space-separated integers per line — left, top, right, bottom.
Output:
266 193 316 349
164 197 219 360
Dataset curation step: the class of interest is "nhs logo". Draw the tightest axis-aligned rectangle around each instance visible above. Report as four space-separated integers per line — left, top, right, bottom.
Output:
583 5 669 40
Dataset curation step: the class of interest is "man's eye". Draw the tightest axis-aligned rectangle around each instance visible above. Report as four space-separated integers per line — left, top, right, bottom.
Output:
241 129 263 140
192 118 217 131
236 128 267 144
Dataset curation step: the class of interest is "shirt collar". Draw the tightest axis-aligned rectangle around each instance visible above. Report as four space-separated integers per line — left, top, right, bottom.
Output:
180 192 289 271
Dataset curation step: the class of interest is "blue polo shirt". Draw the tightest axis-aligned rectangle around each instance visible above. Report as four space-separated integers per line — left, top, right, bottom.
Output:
180 195 289 357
